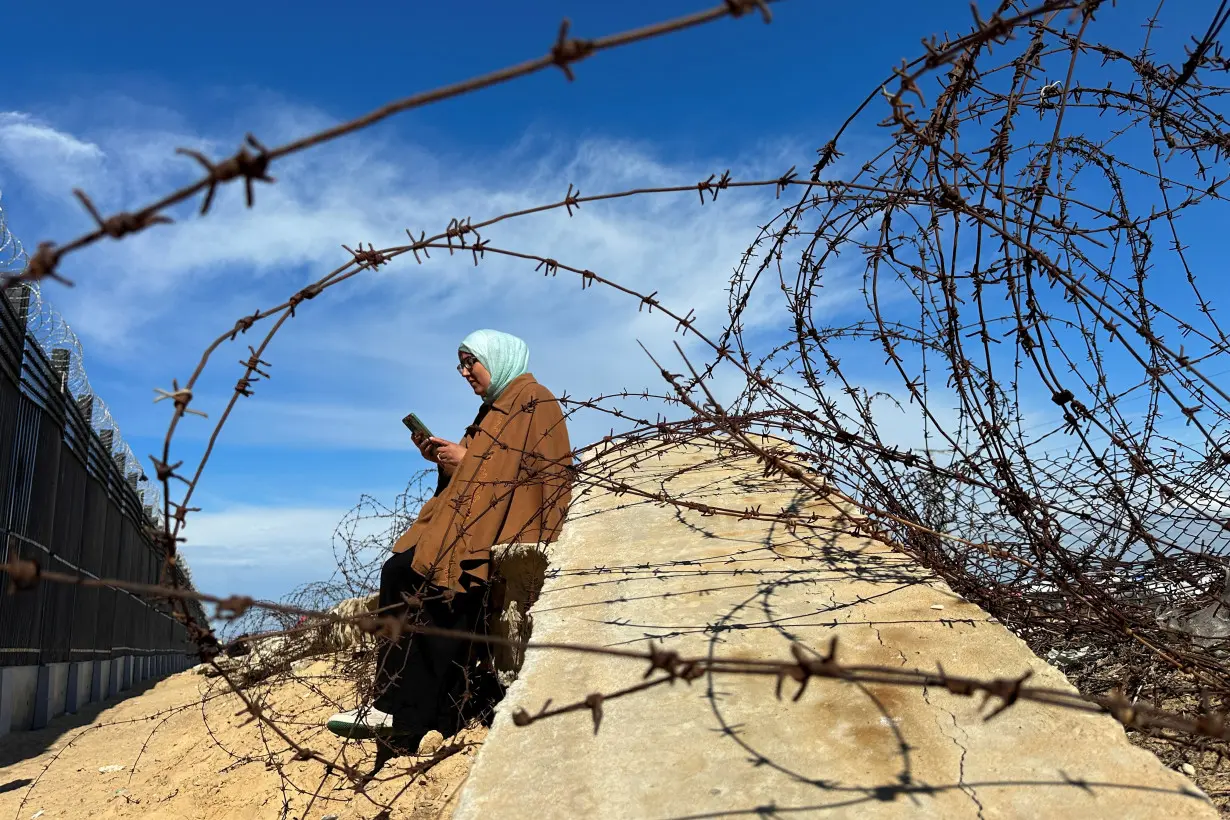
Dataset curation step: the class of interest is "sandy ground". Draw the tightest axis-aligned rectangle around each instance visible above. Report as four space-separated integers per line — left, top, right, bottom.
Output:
1132 697 1230 815
0 659 486 820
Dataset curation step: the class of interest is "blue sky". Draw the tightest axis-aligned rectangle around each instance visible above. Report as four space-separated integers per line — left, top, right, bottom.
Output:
2 0 1226 607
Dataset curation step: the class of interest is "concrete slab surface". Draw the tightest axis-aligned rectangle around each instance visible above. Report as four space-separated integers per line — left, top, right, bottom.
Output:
454 439 1215 820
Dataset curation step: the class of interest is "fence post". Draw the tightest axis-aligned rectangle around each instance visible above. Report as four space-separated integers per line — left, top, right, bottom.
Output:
76 394 93 424
3 283 30 331
99 428 114 453
46 349 82 696
50 348 70 393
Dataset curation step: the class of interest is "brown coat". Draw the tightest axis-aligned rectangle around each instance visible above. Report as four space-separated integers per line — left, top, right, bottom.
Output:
393 373 572 592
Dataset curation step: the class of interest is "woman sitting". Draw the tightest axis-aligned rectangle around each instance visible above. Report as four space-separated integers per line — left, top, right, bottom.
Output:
327 329 572 753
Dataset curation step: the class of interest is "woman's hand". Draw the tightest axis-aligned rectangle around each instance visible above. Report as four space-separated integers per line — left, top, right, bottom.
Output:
412 431 441 464
413 432 466 474
430 438 466 473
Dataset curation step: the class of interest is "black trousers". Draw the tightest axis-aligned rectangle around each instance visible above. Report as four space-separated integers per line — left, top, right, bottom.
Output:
372 549 489 737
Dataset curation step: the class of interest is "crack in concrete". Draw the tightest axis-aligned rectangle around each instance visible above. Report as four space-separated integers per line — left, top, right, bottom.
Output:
949 710 985 820
921 685 985 819
866 622 909 666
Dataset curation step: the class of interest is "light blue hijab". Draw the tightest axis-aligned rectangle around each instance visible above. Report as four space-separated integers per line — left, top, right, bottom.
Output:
460 329 530 402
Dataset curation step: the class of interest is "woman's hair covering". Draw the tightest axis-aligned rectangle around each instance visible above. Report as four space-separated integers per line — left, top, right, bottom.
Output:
459 329 531 402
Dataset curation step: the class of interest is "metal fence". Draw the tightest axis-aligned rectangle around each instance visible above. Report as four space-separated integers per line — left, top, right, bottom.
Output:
0 284 200 667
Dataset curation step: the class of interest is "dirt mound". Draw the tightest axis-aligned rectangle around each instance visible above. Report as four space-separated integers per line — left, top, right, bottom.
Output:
0 659 485 820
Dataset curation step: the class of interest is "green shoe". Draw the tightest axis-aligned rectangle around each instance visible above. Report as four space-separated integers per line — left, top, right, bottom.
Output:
326 706 397 740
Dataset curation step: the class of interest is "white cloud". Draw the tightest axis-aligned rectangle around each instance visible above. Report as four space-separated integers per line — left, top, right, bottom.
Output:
0 113 105 187
3 102 775 336
0 95 855 458
177 495 418 602
179 505 350 567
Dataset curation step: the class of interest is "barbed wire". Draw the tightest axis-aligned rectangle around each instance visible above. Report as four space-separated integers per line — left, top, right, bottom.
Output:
7 0 1230 814
0 189 25 274
0 0 781 291
3 547 1230 743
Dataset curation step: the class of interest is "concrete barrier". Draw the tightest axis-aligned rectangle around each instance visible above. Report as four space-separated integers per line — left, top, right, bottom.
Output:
0 652 190 738
66 660 89 714
31 661 70 728
0 666 39 733
454 440 1216 820
91 659 109 703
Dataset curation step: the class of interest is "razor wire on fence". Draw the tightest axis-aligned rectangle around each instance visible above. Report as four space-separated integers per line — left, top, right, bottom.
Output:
19 284 168 526
0 194 168 524
0 193 200 672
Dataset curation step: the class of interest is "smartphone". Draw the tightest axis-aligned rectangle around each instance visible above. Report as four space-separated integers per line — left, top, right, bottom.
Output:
402 412 433 440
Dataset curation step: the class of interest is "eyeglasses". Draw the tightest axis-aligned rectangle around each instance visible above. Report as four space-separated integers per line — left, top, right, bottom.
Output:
456 355 479 374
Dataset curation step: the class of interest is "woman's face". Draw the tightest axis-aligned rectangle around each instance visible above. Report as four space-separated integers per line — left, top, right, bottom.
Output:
458 350 492 396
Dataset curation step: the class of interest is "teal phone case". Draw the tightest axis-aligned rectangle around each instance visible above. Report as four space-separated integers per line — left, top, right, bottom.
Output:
402 412 433 439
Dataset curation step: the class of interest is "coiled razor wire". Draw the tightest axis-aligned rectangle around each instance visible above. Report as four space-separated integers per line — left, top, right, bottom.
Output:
1 191 168 527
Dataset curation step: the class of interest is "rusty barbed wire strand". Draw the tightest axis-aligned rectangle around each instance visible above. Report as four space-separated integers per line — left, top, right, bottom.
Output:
0 0 783 291
8 558 1230 749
